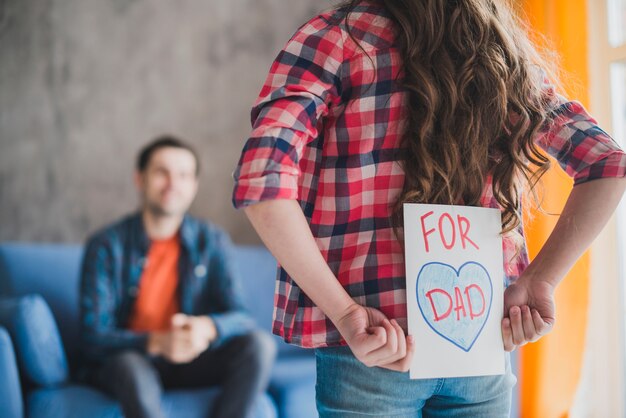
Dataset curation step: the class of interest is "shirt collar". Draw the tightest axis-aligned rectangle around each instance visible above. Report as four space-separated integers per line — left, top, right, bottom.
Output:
178 213 195 250
131 211 195 252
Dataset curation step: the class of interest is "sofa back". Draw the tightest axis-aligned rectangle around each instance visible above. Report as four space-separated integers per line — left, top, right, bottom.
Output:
0 243 83 360
0 242 307 361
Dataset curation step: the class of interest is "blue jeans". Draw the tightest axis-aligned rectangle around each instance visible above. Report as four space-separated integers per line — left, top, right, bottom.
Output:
315 346 516 417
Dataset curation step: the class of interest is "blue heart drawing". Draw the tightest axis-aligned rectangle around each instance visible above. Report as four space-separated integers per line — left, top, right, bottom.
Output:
416 261 493 352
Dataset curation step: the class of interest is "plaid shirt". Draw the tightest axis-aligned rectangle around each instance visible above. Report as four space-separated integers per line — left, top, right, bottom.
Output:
232 4 626 348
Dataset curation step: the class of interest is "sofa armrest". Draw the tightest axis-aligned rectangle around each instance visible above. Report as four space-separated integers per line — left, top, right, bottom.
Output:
0 327 24 418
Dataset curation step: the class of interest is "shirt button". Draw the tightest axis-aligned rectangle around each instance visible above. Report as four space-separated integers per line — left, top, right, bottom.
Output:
128 286 139 297
194 265 207 277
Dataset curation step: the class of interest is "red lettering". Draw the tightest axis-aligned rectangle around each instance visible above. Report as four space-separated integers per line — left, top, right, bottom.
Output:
457 215 479 250
420 212 481 252
465 284 486 320
454 286 467 320
420 211 436 253
438 213 456 249
425 288 452 321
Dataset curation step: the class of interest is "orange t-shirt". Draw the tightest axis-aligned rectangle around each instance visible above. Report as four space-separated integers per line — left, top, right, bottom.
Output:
128 235 180 332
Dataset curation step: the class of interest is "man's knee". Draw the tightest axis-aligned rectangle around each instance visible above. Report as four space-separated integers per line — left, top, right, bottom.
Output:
107 350 148 370
104 350 160 390
98 350 163 417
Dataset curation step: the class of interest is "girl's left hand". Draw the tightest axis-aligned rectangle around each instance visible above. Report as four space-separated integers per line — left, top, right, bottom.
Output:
335 303 416 371
501 276 556 351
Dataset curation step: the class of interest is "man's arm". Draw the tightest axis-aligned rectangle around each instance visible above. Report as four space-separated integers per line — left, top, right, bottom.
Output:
79 236 150 360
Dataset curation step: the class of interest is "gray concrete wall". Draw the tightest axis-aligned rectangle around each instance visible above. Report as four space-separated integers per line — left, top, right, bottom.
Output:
0 0 332 244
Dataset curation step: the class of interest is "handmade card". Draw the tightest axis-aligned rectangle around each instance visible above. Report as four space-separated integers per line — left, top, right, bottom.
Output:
403 203 505 379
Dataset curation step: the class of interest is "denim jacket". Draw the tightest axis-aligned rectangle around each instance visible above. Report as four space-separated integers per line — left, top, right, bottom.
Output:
79 212 255 363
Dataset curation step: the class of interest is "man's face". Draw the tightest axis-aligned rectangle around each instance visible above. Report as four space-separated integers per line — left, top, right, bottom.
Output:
135 147 199 217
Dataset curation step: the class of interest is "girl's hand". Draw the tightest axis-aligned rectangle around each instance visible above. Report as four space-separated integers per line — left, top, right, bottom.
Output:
502 276 556 351
334 304 415 371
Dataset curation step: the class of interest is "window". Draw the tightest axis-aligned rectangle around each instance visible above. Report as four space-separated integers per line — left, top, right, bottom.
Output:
608 0 626 47
570 1 626 417
611 62 626 148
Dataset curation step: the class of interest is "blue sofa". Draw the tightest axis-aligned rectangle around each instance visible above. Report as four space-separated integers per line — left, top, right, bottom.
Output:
0 325 23 417
0 242 317 418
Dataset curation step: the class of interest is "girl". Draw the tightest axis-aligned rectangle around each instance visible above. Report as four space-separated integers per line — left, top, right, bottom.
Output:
232 1 626 416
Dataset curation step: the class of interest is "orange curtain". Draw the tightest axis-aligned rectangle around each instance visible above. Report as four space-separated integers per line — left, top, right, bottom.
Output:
517 1 590 417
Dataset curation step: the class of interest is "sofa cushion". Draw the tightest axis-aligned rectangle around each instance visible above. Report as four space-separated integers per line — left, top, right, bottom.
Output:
234 245 314 358
0 327 23 418
0 294 68 386
27 384 277 418
28 385 122 418
0 243 83 359
269 356 317 418
232 246 277 332
162 387 277 418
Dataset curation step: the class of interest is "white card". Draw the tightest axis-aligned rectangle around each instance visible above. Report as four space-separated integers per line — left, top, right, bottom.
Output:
403 203 505 379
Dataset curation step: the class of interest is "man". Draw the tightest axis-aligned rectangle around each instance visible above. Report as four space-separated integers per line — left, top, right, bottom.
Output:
79 136 276 418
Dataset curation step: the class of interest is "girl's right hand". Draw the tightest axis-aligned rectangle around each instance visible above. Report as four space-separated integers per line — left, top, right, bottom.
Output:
334 304 416 372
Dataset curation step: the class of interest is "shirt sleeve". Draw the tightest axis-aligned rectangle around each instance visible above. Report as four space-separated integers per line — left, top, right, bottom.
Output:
534 79 626 184
232 14 344 208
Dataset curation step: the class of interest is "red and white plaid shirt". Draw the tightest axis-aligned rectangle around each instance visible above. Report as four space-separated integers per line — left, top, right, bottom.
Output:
232 3 626 348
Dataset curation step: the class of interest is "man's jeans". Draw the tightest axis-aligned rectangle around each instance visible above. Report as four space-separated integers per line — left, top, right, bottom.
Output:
88 330 276 418
314 346 516 417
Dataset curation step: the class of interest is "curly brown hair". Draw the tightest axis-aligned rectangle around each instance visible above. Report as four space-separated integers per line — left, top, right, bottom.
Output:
337 0 560 236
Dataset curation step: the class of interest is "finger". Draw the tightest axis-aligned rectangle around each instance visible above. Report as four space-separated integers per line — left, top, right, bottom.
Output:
379 319 407 366
391 319 406 359
171 338 193 352
381 319 398 354
509 306 526 346
168 344 190 363
380 335 416 372
172 351 196 364
521 305 539 342
502 318 515 352
531 309 552 336
363 319 398 366
171 328 194 345
171 313 189 328
354 325 387 356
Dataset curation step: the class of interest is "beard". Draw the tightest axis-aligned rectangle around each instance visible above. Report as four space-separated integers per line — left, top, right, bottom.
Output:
144 199 186 218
